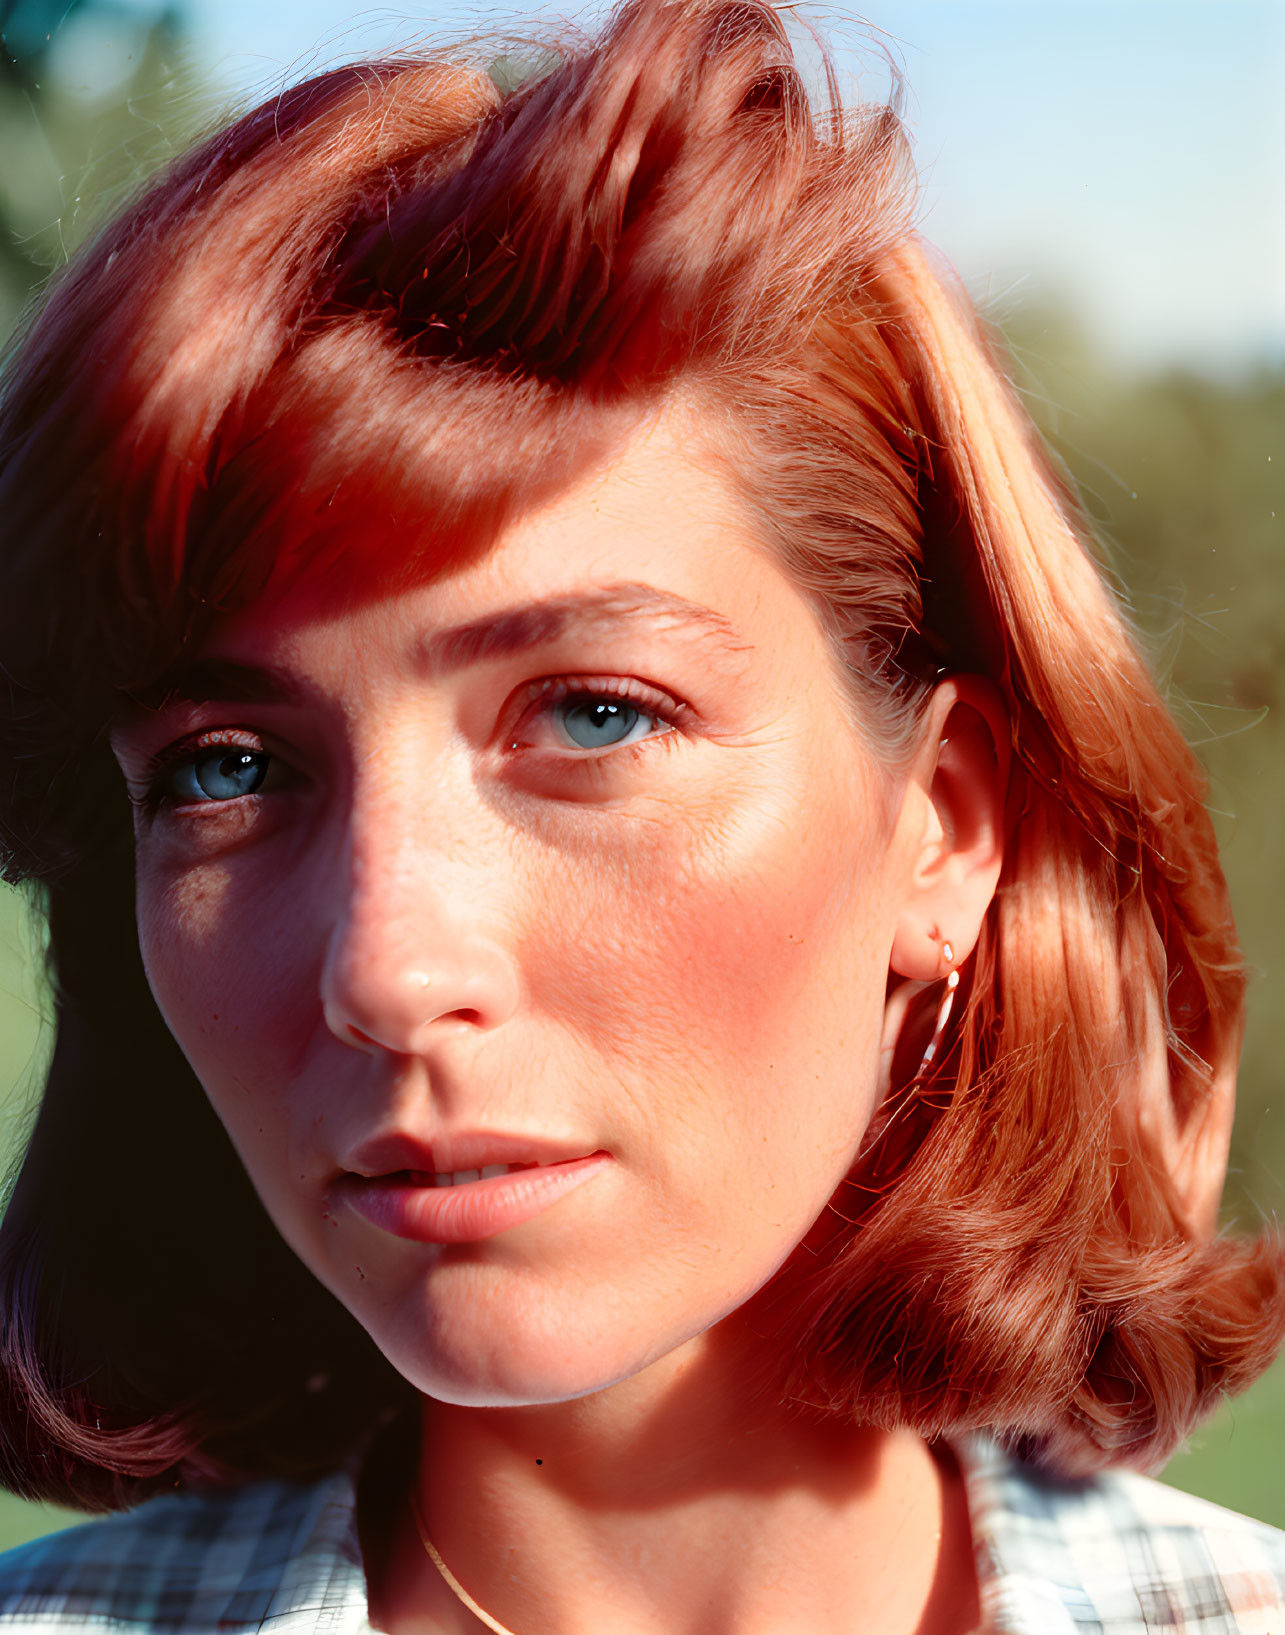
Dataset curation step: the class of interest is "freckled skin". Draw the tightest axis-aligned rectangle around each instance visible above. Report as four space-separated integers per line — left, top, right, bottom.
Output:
120 422 922 1409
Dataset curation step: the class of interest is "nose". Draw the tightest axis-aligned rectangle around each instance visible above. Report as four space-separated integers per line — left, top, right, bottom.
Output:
319 830 521 1056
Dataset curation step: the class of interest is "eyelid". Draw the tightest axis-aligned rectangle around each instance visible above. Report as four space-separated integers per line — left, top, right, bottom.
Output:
506 674 688 750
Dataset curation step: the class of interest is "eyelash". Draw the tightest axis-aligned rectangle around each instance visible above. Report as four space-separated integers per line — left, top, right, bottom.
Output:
509 674 685 750
139 676 688 812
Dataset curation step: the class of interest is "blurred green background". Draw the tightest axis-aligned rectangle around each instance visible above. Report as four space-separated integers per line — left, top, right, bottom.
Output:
0 0 1282 1550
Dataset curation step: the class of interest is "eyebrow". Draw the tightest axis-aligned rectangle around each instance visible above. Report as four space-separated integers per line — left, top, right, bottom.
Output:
422 583 747 675
123 660 307 716
119 584 747 718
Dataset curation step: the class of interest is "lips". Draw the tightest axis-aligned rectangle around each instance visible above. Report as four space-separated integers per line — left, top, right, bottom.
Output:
334 1148 612 1244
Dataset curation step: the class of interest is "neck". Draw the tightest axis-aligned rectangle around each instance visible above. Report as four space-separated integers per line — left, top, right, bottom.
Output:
369 1312 978 1635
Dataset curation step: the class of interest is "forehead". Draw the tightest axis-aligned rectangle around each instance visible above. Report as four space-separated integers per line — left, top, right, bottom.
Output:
166 415 839 706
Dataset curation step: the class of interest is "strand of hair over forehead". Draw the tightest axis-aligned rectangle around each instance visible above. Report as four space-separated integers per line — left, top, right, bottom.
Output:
326 0 915 387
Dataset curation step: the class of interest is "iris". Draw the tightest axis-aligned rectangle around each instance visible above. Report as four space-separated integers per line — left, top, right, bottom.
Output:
556 698 653 749
171 749 270 803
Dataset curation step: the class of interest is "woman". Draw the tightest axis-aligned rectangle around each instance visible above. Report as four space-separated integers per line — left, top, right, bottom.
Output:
0 0 1281 1627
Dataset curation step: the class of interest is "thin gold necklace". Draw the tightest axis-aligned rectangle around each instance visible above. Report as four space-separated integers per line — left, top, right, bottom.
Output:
409 1486 521 1635
408 1483 977 1635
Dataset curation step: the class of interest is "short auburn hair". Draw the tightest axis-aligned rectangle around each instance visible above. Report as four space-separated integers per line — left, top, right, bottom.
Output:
0 0 1281 1512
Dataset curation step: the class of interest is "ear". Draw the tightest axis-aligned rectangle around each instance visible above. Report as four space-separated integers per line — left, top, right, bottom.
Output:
888 676 1009 983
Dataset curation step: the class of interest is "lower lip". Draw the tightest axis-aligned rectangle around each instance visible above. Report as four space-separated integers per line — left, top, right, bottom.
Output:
337 1153 612 1245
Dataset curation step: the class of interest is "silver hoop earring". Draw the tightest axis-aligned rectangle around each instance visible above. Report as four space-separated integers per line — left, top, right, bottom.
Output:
910 941 960 1088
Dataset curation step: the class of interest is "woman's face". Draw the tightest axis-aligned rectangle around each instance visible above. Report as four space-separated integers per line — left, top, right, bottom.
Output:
114 417 931 1407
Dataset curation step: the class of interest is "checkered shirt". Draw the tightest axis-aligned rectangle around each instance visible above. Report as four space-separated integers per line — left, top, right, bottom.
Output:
0 1437 1280 1630
959 1438 1285 1633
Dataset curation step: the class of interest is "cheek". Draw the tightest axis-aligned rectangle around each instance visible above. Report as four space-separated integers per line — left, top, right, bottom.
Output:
520 755 896 1159
135 852 315 1115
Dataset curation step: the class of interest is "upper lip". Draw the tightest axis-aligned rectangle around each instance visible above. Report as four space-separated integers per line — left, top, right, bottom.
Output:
340 1130 603 1179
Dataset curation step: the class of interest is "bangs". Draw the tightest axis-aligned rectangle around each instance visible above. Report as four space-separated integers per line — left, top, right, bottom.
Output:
123 322 642 677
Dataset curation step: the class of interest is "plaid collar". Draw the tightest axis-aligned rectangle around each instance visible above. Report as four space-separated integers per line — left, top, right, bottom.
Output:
958 1436 1285 1633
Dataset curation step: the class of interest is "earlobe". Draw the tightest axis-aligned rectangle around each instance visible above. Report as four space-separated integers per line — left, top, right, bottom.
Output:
889 675 1009 983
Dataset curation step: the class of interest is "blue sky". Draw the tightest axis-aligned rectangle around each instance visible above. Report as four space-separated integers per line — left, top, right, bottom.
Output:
84 0 1285 373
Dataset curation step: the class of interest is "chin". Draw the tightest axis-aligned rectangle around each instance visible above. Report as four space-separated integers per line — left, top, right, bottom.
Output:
344 1266 735 1411
380 1313 665 1409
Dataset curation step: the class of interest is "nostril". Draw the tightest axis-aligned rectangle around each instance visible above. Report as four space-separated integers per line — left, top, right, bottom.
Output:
321 928 521 1052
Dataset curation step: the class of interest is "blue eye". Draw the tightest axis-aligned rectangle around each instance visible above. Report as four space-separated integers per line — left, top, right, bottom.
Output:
555 698 654 749
167 748 270 803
